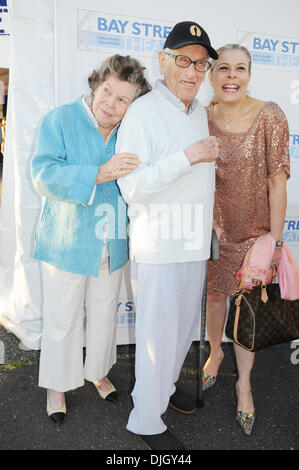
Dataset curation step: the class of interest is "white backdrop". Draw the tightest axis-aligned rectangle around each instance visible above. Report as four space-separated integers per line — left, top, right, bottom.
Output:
0 0 298 348
0 1 10 68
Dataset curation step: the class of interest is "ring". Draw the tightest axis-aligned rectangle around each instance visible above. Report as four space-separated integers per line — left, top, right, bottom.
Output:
270 262 278 267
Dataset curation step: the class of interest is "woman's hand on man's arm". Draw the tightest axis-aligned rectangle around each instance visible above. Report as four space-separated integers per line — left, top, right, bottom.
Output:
96 153 140 184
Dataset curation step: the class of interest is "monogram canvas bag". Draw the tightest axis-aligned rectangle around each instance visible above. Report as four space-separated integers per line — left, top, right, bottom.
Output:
225 283 299 352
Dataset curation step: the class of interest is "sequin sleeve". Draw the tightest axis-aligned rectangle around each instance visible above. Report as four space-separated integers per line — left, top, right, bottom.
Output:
265 102 290 179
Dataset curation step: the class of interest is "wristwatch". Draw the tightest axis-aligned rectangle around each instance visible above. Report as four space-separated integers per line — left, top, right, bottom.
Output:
275 239 284 247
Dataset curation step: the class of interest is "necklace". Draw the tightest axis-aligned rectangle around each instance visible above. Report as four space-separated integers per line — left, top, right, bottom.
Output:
215 98 249 131
224 119 232 131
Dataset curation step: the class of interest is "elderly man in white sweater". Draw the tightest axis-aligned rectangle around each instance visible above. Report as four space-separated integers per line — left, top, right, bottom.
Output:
116 21 219 450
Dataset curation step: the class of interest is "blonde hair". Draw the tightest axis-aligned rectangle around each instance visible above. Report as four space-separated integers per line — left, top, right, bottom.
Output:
209 44 252 105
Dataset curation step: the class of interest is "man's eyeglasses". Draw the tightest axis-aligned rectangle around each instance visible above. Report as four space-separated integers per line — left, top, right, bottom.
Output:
164 51 211 73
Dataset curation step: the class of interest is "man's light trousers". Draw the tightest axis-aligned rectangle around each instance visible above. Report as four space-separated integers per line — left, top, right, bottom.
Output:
127 260 206 435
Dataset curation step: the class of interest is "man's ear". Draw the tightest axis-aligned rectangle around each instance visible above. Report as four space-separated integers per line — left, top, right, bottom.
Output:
158 50 166 75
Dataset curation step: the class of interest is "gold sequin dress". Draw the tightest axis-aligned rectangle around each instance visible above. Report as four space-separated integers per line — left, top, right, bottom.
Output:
207 101 290 295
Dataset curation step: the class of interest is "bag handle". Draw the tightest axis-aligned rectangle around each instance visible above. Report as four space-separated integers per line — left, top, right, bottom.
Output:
261 266 277 303
261 283 268 303
233 292 255 351
232 264 277 349
233 293 243 344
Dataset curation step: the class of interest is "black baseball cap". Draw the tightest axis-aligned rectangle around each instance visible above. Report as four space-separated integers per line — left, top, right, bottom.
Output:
164 21 218 59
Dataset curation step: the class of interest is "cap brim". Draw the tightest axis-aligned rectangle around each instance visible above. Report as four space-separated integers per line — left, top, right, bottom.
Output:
170 41 218 59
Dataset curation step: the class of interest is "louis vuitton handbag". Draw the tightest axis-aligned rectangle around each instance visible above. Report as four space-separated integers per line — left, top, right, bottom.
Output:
225 282 299 352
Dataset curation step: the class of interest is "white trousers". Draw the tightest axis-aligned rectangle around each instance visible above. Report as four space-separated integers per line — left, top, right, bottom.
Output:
38 251 123 392
127 260 206 435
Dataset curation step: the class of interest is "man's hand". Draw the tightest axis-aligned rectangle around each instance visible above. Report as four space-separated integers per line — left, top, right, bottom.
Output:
184 136 219 166
96 153 140 184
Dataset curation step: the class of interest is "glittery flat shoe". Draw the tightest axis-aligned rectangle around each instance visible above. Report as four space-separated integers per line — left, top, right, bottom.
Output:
236 410 255 436
202 373 217 391
202 353 224 392
235 384 255 435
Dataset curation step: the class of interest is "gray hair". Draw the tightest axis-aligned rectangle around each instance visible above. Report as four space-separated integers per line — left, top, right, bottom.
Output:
88 54 151 101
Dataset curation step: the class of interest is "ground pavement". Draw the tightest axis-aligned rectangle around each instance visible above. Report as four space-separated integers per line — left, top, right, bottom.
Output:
0 326 298 452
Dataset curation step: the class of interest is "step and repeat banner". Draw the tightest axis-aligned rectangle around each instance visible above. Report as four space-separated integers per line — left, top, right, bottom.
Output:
0 0 298 348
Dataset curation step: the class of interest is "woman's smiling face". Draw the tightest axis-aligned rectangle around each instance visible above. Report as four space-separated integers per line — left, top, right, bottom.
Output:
91 75 138 129
209 49 251 104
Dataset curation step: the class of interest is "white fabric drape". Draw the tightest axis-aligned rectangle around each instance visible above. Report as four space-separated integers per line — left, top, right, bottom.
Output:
0 0 55 349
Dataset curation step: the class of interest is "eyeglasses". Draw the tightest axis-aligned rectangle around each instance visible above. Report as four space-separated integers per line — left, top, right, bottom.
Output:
164 51 211 73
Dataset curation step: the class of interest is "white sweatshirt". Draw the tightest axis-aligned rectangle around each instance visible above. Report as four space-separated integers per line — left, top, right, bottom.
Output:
116 88 215 264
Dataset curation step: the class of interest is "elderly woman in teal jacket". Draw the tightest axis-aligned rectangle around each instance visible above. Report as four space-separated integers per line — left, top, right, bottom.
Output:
31 54 151 423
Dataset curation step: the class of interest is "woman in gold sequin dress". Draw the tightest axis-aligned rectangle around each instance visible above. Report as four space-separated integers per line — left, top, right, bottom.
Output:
203 44 290 435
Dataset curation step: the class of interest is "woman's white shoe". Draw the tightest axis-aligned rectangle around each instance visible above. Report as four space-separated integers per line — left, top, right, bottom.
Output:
93 378 118 402
47 390 66 423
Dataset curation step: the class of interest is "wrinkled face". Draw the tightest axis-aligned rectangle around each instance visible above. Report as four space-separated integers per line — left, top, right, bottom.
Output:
91 75 138 129
159 44 209 109
209 50 251 104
